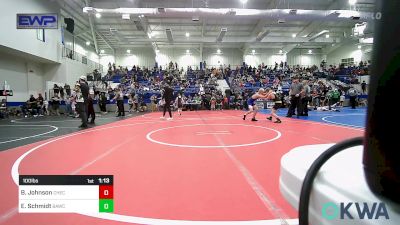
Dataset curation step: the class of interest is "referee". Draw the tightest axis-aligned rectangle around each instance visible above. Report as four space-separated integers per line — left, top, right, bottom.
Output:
161 83 174 120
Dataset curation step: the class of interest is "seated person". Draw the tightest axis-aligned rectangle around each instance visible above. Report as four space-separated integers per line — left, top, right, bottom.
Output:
139 101 147 112
0 99 6 110
316 102 340 112
21 101 37 117
28 94 39 112
216 97 223 110
0 99 7 119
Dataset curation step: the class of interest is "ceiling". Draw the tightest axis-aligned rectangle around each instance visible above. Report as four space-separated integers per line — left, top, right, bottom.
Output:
56 0 376 54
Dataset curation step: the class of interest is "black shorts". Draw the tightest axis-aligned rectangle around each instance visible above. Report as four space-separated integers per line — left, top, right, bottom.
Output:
273 103 281 110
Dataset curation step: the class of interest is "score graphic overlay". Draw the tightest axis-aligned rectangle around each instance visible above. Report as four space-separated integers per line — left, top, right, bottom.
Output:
18 175 114 213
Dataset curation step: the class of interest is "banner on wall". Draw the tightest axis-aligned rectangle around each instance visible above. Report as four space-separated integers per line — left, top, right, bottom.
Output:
255 100 275 109
0 90 13 96
17 13 58 29
61 27 64 45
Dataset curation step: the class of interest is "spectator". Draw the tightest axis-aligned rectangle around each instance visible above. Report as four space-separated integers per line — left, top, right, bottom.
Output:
21 101 35 117
160 84 174 120
70 84 78 117
43 100 49 116
133 94 139 112
139 98 147 112
348 87 358 109
361 81 367 94
77 76 89 128
51 94 60 115
0 99 7 119
37 93 44 115
114 88 125 117
210 96 216 110
99 92 107 114
59 85 64 99
128 96 134 113
87 91 95 124
28 94 38 114
331 89 341 105
311 88 320 110
65 95 72 116
339 90 346 107
53 84 60 95
150 94 158 112
300 80 311 116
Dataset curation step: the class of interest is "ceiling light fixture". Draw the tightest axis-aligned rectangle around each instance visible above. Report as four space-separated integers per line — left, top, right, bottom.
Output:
127 49 131 53
122 14 130 20
95 13 101 18
292 33 296 38
217 49 221 54
85 41 90 46
349 0 357 5
100 49 105 54
83 7 93 13
338 11 360 18
186 32 190 37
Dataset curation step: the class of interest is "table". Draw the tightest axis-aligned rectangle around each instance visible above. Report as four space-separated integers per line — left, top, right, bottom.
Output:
280 144 400 225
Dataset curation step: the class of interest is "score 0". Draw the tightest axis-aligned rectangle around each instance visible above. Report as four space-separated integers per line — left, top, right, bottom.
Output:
99 185 113 213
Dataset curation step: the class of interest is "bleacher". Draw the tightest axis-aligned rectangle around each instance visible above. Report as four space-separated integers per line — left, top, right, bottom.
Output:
99 66 224 105
91 62 369 112
228 67 292 95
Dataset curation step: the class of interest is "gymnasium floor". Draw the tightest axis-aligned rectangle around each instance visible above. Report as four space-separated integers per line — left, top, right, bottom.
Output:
0 108 365 225
259 107 367 128
0 113 145 151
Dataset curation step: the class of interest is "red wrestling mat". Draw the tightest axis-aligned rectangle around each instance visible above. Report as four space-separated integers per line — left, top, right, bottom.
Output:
0 110 363 225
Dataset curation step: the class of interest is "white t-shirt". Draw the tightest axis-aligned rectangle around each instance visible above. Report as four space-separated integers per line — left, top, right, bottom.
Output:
76 91 84 103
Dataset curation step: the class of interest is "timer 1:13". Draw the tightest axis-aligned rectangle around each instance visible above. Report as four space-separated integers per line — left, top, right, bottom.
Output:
98 178 110 184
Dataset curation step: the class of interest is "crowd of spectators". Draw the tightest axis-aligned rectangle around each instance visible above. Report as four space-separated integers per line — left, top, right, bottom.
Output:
0 58 369 119
100 61 226 111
